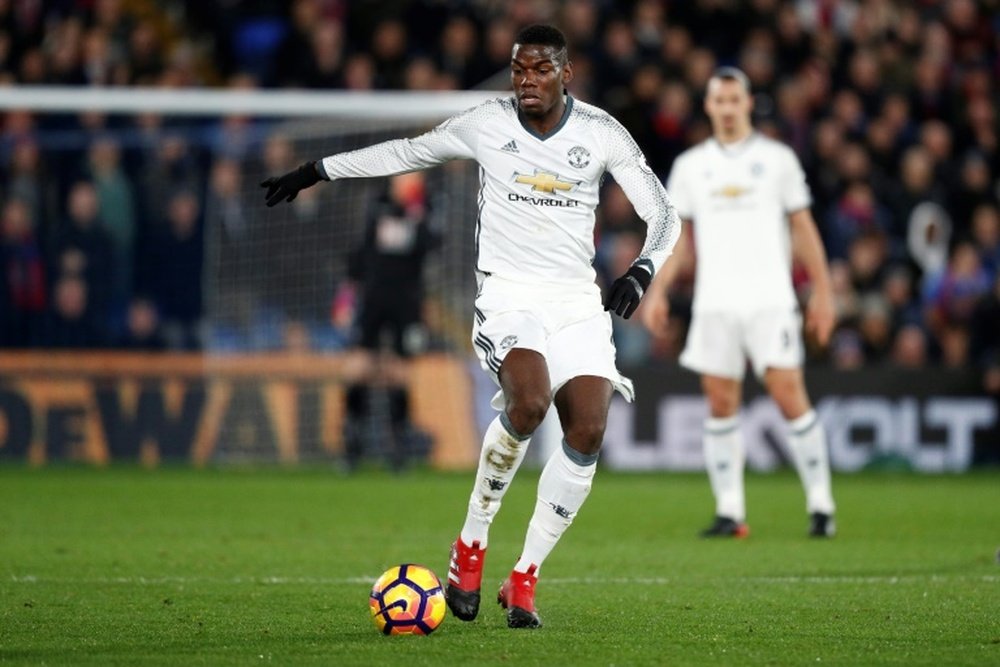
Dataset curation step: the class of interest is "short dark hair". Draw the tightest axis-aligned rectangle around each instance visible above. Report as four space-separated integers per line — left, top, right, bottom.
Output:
514 24 568 64
710 66 751 92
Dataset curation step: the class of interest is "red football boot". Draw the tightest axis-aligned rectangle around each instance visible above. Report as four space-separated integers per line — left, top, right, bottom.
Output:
445 537 486 621
497 564 541 628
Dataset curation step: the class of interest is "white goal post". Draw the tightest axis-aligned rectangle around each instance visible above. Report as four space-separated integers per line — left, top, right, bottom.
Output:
0 85 498 119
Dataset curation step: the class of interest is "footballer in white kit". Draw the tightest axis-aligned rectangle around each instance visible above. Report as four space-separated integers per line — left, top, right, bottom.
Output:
261 24 681 629
668 129 810 379
643 67 837 539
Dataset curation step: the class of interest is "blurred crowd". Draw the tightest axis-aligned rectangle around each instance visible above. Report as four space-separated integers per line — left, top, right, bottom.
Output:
1 0 999 383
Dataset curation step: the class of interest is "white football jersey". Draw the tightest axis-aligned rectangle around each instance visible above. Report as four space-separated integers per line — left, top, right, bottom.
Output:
320 96 680 286
666 133 812 312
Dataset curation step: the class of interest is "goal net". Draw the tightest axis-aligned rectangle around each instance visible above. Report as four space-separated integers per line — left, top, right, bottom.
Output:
1 87 496 467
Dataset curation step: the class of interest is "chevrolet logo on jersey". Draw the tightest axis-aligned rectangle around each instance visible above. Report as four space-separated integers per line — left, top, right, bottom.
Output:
514 171 579 194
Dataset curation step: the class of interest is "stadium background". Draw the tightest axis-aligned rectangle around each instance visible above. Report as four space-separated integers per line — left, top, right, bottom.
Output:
0 0 998 469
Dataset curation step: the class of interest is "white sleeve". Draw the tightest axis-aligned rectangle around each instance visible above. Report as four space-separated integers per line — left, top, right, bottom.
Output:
605 118 681 276
319 101 484 179
664 154 692 219
781 146 812 213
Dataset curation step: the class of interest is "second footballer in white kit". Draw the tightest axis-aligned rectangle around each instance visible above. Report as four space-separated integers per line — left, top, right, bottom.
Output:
642 67 837 538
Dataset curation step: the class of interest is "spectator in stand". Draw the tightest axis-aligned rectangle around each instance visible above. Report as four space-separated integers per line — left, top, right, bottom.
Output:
116 295 167 350
971 203 1000 280
305 19 346 89
922 241 992 367
139 189 204 349
371 19 409 89
0 198 47 346
274 0 332 88
881 263 922 332
41 273 105 348
891 324 930 369
84 135 135 317
950 152 997 236
827 181 893 261
856 294 893 364
137 132 203 233
649 80 694 177
204 157 255 347
3 137 50 241
51 181 114 328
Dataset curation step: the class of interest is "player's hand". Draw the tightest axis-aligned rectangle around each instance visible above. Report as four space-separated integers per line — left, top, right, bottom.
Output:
806 289 836 347
640 288 671 337
604 266 651 319
260 161 322 207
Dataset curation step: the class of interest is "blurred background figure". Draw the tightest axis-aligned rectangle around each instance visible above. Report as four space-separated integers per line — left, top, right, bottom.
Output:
137 189 203 349
41 273 104 348
116 295 166 350
0 198 46 346
341 172 440 471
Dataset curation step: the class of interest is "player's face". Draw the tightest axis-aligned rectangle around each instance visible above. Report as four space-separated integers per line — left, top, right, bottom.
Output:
704 79 753 137
511 44 573 118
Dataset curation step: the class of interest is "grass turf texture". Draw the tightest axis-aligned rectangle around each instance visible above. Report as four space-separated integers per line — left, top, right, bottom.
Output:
1 465 998 666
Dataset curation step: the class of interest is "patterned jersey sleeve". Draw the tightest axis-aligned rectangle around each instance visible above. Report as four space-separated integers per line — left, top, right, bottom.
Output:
603 116 681 276
319 99 494 179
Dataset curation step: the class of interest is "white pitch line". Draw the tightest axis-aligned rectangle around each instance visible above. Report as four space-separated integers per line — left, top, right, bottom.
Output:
8 574 999 585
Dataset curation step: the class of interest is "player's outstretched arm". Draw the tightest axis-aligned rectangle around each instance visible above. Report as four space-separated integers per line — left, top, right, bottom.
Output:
790 208 836 346
260 101 485 208
260 161 323 207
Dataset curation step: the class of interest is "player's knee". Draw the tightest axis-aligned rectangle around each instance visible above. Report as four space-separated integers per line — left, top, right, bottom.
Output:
506 395 550 436
706 392 739 418
765 374 809 418
563 419 606 454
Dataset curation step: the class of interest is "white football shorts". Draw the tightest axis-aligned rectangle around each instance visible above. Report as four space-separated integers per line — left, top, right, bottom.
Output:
472 275 634 410
679 308 804 380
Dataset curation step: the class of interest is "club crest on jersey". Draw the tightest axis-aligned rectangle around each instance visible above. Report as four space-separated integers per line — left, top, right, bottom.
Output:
499 335 518 350
567 145 591 169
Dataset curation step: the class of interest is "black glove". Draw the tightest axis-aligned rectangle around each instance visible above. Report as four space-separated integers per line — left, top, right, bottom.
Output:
604 265 651 319
260 161 323 207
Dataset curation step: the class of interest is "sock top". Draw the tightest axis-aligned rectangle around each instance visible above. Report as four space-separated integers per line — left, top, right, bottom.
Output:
499 411 531 441
788 409 818 434
561 439 599 467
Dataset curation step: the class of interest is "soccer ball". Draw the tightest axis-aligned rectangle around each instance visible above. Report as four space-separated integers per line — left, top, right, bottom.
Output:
369 564 446 635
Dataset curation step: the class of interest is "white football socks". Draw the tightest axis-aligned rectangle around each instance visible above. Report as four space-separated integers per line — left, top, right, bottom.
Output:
459 412 531 548
704 415 746 522
786 409 835 515
514 440 597 575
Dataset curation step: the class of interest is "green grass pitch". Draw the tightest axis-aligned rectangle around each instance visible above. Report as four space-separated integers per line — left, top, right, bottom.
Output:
1 465 998 666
